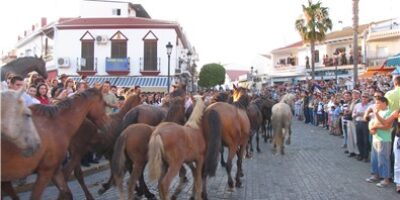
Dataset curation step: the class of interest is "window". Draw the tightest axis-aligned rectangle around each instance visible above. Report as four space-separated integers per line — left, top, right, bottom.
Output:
111 41 127 58
81 41 94 70
144 40 158 70
314 50 319 63
112 9 121 16
279 59 286 65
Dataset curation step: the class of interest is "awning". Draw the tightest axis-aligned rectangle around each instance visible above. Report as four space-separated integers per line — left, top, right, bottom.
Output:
71 76 173 93
385 54 400 67
360 66 395 78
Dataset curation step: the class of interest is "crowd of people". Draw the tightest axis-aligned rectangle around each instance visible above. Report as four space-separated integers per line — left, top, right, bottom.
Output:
282 74 400 193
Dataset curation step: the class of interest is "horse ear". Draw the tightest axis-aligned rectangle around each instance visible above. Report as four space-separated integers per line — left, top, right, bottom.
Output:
233 84 237 90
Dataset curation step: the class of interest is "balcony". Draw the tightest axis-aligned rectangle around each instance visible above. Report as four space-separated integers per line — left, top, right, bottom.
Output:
76 57 97 76
106 57 130 75
139 57 161 76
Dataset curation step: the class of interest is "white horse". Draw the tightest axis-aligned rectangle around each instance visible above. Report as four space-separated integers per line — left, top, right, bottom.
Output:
271 93 296 155
1 90 41 156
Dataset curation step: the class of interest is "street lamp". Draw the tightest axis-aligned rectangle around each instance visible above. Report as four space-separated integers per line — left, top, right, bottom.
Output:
334 54 338 84
187 51 193 92
166 42 173 93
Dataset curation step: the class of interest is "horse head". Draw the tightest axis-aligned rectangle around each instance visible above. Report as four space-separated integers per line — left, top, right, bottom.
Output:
1 90 41 156
232 84 250 107
34 56 48 79
83 88 110 131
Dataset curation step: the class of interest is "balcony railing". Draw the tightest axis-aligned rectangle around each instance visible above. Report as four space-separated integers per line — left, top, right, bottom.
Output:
139 57 161 76
76 57 97 76
106 57 130 75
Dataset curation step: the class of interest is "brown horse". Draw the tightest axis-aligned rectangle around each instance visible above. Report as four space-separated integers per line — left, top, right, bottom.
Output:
98 86 188 197
202 84 250 192
1 88 109 200
246 99 263 155
148 95 220 200
61 93 142 200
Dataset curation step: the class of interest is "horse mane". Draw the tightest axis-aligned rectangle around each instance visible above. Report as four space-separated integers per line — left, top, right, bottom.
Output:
232 93 249 110
280 93 295 104
30 88 101 118
164 97 185 124
184 96 205 129
170 87 186 98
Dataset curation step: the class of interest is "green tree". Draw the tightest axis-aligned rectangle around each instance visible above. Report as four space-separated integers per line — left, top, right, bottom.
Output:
198 63 226 88
295 0 332 80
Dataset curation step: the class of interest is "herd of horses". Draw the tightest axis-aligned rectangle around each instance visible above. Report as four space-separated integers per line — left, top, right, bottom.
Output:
1 80 295 200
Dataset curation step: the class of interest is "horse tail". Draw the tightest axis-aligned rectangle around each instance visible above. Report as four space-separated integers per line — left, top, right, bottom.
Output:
111 131 128 187
203 109 222 177
148 133 164 182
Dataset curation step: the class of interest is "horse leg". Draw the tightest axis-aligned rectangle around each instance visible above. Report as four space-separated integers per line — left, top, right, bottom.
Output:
52 168 73 200
72 165 95 200
127 161 142 200
286 125 292 145
220 145 226 167
235 145 246 188
246 132 253 158
201 176 209 200
160 164 180 200
62 150 82 180
31 169 57 200
225 147 236 190
256 128 261 153
1 181 19 200
139 172 156 200
98 171 113 195
193 159 204 200
172 165 190 200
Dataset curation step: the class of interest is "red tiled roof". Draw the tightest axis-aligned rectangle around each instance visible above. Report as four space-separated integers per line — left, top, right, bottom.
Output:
226 70 248 81
271 41 303 53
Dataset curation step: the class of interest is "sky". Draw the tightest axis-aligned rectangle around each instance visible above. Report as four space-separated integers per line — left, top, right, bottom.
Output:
1 0 399 71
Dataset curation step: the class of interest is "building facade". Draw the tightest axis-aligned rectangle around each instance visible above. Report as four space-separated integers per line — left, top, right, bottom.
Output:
13 0 197 92
269 18 400 85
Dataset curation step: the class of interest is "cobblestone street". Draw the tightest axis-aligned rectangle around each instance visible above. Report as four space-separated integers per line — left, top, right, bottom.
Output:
11 120 399 200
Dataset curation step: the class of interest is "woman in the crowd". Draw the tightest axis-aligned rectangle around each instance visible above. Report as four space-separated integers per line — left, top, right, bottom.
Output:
35 83 50 105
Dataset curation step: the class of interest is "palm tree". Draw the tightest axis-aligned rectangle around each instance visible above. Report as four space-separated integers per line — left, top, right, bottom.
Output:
352 0 359 87
295 0 332 80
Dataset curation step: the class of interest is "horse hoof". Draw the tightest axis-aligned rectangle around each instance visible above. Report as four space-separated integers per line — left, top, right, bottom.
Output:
183 176 189 183
171 195 177 200
145 192 156 199
257 148 261 153
189 197 195 200
221 162 226 167
240 172 244 177
227 187 234 192
286 140 291 145
235 181 242 188
228 180 234 189
97 188 106 195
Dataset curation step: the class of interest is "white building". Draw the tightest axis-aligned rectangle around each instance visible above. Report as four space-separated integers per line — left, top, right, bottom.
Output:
269 18 400 85
14 0 196 92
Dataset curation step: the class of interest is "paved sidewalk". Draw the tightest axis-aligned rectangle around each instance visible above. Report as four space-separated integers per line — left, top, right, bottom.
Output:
7 120 400 199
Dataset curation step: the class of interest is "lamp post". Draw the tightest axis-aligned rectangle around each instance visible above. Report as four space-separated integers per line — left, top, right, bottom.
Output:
187 51 193 92
334 54 338 84
166 42 173 93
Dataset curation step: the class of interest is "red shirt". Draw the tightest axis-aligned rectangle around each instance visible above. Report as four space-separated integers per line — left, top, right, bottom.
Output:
36 96 50 105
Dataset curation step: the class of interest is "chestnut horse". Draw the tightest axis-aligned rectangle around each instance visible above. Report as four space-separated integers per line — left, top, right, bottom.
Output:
1 88 108 200
203 85 250 192
61 93 142 200
148 95 220 200
110 88 188 200
1 90 41 157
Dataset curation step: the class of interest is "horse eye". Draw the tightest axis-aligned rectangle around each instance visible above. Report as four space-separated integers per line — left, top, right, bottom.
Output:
25 113 32 118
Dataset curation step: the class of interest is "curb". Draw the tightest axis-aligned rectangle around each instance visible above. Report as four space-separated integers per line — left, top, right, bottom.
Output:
15 161 110 194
